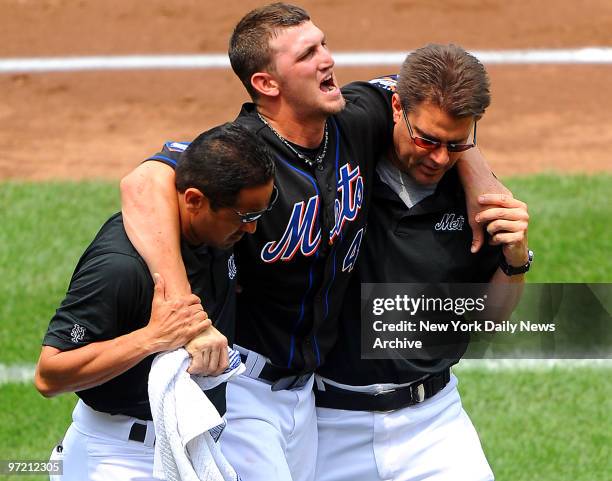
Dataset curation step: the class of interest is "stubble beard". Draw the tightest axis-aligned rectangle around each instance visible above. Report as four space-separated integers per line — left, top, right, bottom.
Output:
324 93 346 116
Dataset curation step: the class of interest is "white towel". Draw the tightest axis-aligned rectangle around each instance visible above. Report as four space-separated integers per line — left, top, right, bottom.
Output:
148 347 245 481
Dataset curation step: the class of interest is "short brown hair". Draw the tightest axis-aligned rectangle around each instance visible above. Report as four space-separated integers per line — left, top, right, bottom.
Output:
397 44 491 119
229 3 310 100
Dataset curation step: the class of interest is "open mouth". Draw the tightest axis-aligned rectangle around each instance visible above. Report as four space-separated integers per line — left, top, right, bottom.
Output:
320 74 337 93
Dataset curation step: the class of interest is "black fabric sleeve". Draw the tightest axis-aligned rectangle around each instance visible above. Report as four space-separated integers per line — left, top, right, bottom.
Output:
340 80 396 156
43 253 150 351
472 241 503 282
143 142 186 170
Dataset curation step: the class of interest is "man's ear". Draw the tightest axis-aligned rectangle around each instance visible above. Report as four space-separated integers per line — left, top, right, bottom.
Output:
251 72 280 98
184 188 208 213
391 93 403 123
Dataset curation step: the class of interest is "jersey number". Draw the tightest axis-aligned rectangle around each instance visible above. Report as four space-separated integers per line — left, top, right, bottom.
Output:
342 228 365 272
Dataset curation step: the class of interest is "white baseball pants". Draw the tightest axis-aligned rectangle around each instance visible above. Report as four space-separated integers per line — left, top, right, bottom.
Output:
315 374 494 481
49 400 160 481
221 350 317 481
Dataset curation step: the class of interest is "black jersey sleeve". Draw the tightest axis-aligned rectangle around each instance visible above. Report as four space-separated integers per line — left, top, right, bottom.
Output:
340 76 396 156
43 252 151 351
144 141 187 169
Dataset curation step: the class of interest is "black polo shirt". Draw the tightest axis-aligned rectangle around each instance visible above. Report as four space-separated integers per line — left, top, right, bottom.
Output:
43 213 236 420
317 166 502 387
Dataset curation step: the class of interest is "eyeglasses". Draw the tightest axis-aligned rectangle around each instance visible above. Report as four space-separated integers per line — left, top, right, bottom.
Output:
401 108 477 153
234 185 279 223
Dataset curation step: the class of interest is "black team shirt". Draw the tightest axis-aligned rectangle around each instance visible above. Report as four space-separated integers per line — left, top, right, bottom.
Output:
147 81 394 375
43 213 236 420
316 163 503 390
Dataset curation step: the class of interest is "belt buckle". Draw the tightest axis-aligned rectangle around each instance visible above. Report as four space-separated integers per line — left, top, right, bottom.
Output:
412 383 426 403
271 374 310 391
373 387 396 396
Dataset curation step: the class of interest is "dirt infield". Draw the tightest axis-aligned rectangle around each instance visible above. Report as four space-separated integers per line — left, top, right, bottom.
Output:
2 0 612 180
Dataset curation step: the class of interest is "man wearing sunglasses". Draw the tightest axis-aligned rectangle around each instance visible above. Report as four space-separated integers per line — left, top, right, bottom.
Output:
35 123 276 480
314 44 531 481
235 185 279 224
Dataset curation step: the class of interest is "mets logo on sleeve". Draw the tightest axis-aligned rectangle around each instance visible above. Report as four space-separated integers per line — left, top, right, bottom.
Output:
70 324 86 343
260 164 364 263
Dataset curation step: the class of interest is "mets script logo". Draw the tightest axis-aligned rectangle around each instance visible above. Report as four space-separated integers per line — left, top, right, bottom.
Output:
329 164 364 244
435 213 465 231
227 254 237 280
261 164 364 263
70 324 86 343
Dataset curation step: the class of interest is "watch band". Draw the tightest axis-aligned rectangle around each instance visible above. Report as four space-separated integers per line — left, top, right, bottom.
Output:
500 249 533 276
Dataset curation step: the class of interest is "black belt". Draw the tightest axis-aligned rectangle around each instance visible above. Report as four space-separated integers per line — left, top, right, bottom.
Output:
314 368 451 412
239 353 312 391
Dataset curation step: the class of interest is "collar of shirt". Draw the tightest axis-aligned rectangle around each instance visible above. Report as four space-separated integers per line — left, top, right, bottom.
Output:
373 157 464 217
376 156 437 208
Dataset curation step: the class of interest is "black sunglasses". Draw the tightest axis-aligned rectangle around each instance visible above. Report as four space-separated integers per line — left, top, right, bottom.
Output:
234 185 279 223
402 108 477 153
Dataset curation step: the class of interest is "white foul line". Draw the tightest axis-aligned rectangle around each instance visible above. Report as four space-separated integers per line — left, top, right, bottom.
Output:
0 364 35 385
1 48 612 74
0 360 611 385
455 358 612 371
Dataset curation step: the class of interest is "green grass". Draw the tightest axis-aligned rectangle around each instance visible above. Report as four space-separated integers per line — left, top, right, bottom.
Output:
0 384 76 481
0 175 610 480
457 366 611 481
0 181 120 364
503 174 611 282
2 174 609 363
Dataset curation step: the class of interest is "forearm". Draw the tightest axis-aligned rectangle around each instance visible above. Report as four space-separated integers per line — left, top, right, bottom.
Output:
457 147 511 196
483 269 525 322
457 149 513 253
35 329 156 397
489 246 528 305
120 162 191 297
490 268 524 285
475 191 530 320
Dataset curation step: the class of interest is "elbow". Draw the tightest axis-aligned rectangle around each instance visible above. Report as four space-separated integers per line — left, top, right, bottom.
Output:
34 365 60 398
34 377 57 398
120 163 175 212
120 170 140 207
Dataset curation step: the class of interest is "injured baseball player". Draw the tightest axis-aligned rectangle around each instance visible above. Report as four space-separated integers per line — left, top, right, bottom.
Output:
34 123 276 481
314 44 531 481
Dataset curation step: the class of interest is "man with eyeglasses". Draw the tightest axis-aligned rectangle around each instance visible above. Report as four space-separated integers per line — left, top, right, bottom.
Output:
234 185 279 223
314 44 531 481
35 123 276 481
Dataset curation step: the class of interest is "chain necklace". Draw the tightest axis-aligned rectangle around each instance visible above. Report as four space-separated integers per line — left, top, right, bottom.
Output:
257 112 328 168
